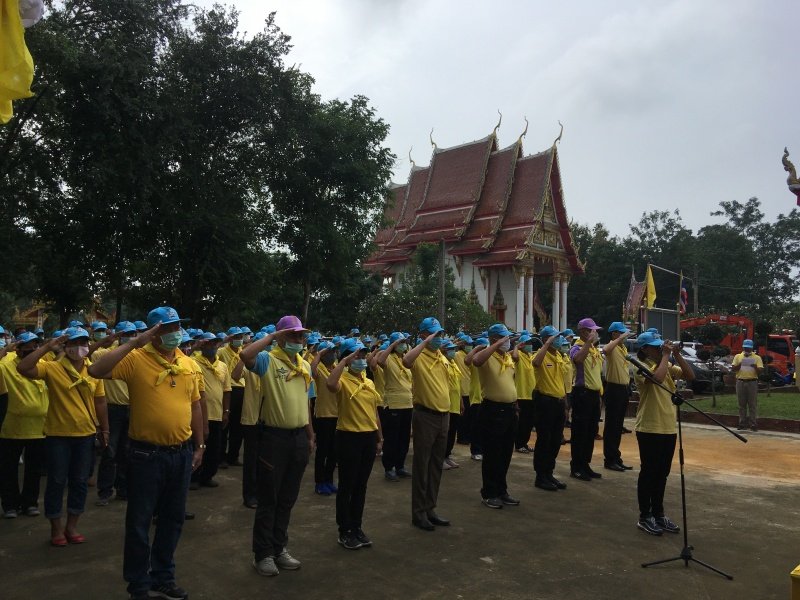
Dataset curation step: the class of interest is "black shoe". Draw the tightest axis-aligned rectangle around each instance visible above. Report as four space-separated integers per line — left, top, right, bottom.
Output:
149 583 189 599
396 468 412 478
655 516 680 533
218 461 229 470
412 517 435 531
427 513 450 526
184 512 195 520
199 479 219 488
586 467 602 479
534 478 558 491
548 475 567 490
355 528 372 547
570 471 591 481
620 462 633 470
637 516 663 536
338 531 363 549
481 497 503 509
243 499 258 509
604 461 625 472
499 494 520 506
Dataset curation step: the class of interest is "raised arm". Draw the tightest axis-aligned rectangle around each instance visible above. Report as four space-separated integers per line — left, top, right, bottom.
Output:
18 335 66 379
603 331 632 354
240 331 279 370
375 338 401 369
326 352 354 393
472 336 509 368
402 333 437 369
88 324 162 379
532 336 556 367
571 331 598 364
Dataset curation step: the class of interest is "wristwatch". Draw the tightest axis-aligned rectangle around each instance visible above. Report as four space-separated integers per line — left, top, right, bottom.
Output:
199 444 207 449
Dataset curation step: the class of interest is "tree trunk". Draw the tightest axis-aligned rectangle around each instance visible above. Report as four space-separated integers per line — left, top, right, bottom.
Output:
302 278 311 324
115 287 123 324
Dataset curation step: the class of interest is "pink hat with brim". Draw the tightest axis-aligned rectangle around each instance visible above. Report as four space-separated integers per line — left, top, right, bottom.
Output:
276 315 310 333
577 318 602 330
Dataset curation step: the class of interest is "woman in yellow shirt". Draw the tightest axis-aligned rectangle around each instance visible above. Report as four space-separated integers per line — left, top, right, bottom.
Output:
326 339 382 550
443 340 462 470
512 334 537 453
311 341 339 496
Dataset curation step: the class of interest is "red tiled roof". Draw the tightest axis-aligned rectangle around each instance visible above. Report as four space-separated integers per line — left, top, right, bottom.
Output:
373 184 407 248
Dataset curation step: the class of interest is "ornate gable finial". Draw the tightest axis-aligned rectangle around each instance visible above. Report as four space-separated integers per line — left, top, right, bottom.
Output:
408 146 416 169
517 116 529 144
493 109 502 138
429 128 437 151
783 147 799 185
552 120 564 147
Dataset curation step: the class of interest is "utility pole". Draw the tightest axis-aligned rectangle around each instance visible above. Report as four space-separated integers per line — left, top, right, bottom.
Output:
693 264 699 314
438 239 446 324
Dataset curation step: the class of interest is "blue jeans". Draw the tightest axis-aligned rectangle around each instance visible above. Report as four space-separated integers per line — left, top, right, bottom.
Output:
124 441 192 595
44 435 94 519
97 404 130 500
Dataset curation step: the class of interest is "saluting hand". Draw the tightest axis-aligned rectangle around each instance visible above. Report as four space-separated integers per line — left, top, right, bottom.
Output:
132 323 162 348
422 332 439 347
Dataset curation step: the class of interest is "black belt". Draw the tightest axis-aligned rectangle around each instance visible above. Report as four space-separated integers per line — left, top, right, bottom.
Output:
129 439 192 453
482 399 516 407
738 379 758 382
413 404 448 415
261 425 306 436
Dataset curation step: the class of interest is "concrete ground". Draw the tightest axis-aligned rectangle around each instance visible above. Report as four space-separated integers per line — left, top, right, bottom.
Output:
1 419 799 600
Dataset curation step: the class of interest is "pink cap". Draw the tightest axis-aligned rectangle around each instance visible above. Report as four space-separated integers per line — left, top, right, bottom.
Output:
276 315 310 333
577 317 602 330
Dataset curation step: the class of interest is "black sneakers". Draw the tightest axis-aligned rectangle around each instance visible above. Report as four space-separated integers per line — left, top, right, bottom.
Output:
655 516 680 533
354 529 372 547
637 516 664 536
149 584 189 600
338 531 363 550
499 493 520 506
481 497 503 509
534 478 558 491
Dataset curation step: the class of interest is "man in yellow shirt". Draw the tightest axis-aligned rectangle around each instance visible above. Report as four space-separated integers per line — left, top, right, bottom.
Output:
0 332 48 518
471 323 520 509
374 331 413 482
465 337 487 461
532 326 568 492
569 318 605 481
513 334 537 453
240 315 313 577
310 341 339 496
89 306 203 600
732 339 764 431
453 333 472 453
402 317 452 531
602 322 634 472
219 326 246 468
442 340 462 470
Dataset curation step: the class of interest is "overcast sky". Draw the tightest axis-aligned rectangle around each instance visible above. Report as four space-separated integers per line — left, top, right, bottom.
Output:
202 0 800 236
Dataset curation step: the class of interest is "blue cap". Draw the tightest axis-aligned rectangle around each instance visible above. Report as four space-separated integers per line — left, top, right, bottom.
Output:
518 334 533 344
197 332 216 341
363 336 374 344
561 328 575 337
263 324 276 334
350 328 360 336
114 321 137 334
378 334 388 341
443 340 457 350
645 328 660 336
254 331 267 341
90 321 108 331
180 332 192 344
227 326 243 336
340 338 365 356
317 340 334 351
378 341 390 351
608 322 629 334
742 339 754 349
331 336 343 346
389 331 408 344
63 327 90 341
487 323 512 338
192 329 205 339
16 331 39 345
474 337 489 347
240 326 252 334
637 332 664 348
556 336 569 347
53 329 63 338
0 326 6 335
419 317 444 335
216 332 226 340
69 320 84 328
34 327 44 336
539 325 559 338
146 307 187 328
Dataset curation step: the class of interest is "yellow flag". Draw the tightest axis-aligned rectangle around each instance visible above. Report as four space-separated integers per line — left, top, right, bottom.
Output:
0 0 35 124
645 265 657 308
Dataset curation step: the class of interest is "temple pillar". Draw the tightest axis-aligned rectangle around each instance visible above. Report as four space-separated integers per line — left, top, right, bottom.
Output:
514 268 524 331
560 276 569 331
526 270 535 330
551 273 561 328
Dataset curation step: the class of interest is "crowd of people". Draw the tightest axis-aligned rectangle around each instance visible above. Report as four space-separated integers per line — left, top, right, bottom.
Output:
0 309 696 600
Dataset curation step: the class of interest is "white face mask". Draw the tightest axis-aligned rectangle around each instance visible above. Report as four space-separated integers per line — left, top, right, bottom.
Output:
499 340 511 353
65 345 89 360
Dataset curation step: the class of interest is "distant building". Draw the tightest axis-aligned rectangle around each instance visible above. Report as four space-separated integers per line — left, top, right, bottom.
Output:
365 126 584 331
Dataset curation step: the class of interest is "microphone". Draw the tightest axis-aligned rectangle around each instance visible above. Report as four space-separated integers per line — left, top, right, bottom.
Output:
624 354 654 376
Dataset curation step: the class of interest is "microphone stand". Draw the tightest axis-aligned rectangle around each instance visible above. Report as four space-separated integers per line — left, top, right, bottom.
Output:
633 363 747 580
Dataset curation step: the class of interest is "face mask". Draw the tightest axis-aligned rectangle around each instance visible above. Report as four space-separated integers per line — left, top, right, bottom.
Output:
350 358 368 373
446 350 456 360
464 345 473 352
120 336 135 345
66 345 90 360
522 345 533 354
395 343 408 354
231 339 243 348
321 353 336 366
284 342 304 357
93 332 107 341
160 331 183 350
0 340 5 348
499 340 511 353
428 336 444 350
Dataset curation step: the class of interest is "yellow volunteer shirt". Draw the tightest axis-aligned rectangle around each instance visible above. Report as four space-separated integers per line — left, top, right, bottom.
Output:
372 363 385 399
218 345 245 388
563 358 574 393
93 347 130 405
35 357 104 437
111 344 201 446
477 352 517 403
605 343 630 385
313 362 339 418
469 363 483 405
534 349 567 398
0 356 48 439
42 350 57 362
241 367 262 426
193 355 232 422
254 347 311 429
515 351 536 401
732 352 763 380
634 358 683 435
1 351 17 364
571 339 604 391
336 370 380 432
409 348 450 412
384 353 413 409
455 350 471 396
447 359 462 414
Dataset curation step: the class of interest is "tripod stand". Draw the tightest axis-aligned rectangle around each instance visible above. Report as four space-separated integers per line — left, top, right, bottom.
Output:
636 366 747 580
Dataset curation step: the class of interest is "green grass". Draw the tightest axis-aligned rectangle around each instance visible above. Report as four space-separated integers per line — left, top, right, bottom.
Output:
690 390 800 420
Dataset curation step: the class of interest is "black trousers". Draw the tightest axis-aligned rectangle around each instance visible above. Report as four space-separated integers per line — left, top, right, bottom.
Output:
252 427 309 560
0 437 45 512
445 412 460 458
636 432 677 519
225 387 245 463
335 430 377 534
603 383 630 465
515 399 535 449
478 400 517 499
456 396 470 443
570 386 601 472
192 420 222 483
468 403 482 455
242 424 259 503
380 407 412 472
313 416 337 484
532 392 565 478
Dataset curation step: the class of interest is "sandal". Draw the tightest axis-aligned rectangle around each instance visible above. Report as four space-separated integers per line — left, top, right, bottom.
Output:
64 532 86 544
50 536 68 547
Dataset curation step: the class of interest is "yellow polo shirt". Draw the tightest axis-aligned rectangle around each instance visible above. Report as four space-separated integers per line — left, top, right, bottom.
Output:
241 367 262 426
447 359 462 414
34 357 105 437
218 345 245 388
93 347 130 405
383 353 413 409
372 363 385 399
313 362 339 418
193 355 232 422
0 356 48 439
477 352 517 403
469 363 483 405
604 343 630 386
454 350 471 396
110 344 200 446
252 347 311 429
336 370 380 432
534 349 567 398
515 351 536 401
409 348 450 412
732 352 763 380
570 339 603 391
634 359 683 434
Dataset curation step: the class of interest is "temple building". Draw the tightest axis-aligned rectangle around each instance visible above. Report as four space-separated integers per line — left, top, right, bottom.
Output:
365 123 584 331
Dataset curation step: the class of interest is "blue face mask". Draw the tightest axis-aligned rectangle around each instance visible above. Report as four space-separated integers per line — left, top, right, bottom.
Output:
231 339 243 348
284 342 304 357
93 332 107 341
522 345 533 354
160 331 183 350
350 358 368 373
395 343 408 354
463 345 473 352
446 350 456 360
428 336 444 350
0 339 6 348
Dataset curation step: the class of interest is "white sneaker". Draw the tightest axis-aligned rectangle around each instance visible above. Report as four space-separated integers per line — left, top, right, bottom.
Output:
274 548 301 570
442 460 453 470
471 454 483 461
445 457 460 468
253 556 279 577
